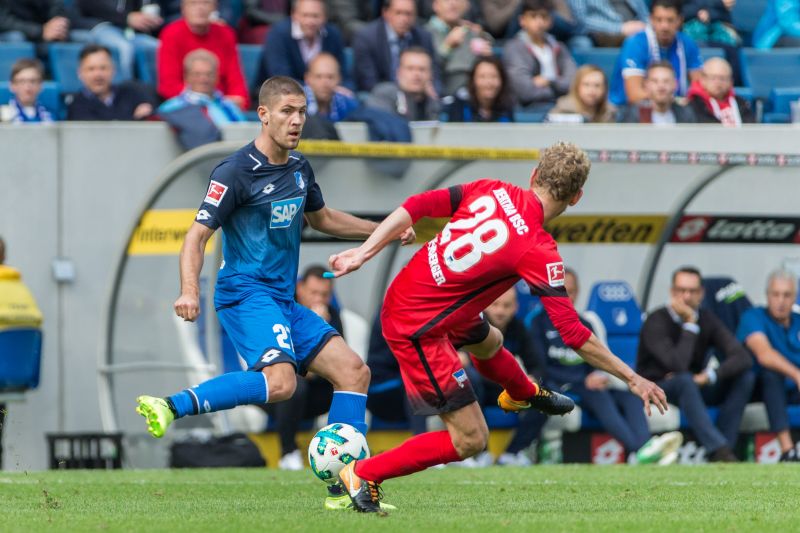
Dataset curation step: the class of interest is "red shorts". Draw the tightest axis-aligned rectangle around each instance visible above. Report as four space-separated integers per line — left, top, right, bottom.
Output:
380 310 489 416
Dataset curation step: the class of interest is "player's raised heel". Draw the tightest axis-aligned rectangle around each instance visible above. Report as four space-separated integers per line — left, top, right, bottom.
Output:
135 395 175 439
338 461 387 515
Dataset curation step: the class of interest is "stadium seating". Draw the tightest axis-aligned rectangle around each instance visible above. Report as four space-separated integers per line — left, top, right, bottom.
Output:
572 48 619 80
699 47 725 60
764 87 800 123
237 44 262 93
48 43 125 95
0 81 63 118
0 328 42 390
585 281 644 368
0 42 36 81
741 48 800 101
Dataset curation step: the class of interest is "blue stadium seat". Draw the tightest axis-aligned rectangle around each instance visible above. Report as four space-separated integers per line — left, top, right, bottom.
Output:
0 42 36 81
742 48 800 101
483 406 519 429
585 281 643 368
764 87 800 123
514 107 548 123
48 43 124 94
735 86 754 106
0 81 63 118
731 0 768 46
0 328 43 391
135 44 157 85
237 44 262 92
700 47 725 60
572 48 620 80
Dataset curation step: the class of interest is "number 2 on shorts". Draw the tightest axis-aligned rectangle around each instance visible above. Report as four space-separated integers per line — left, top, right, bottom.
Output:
273 324 293 351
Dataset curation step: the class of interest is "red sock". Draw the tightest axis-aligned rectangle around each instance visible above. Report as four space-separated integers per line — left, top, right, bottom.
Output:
354 431 461 483
470 346 538 400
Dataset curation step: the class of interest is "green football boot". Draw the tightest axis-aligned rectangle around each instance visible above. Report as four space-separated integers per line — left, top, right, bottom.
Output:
136 395 175 439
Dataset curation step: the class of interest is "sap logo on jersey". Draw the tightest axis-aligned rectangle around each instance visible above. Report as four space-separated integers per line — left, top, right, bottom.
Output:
546 262 565 287
204 180 228 207
270 197 304 228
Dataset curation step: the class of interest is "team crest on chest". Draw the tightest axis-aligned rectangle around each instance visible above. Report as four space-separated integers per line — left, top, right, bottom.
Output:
294 170 305 189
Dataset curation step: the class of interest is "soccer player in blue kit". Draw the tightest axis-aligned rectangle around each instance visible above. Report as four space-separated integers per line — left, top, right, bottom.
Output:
136 76 412 510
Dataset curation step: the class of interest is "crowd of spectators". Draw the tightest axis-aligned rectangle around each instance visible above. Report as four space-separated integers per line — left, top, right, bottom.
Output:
0 0 792 128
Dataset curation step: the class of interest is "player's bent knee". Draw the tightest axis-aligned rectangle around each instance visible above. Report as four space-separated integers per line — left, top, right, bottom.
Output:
468 326 504 360
262 368 297 402
452 424 490 459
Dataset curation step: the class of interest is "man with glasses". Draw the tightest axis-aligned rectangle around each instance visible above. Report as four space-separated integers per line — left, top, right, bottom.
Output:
637 266 754 462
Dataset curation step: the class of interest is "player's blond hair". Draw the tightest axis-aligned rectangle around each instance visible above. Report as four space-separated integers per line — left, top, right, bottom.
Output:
535 141 591 202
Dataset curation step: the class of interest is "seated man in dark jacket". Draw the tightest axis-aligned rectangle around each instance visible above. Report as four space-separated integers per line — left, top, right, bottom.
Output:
620 62 695 124
687 57 754 126
66 44 156 121
638 266 755 462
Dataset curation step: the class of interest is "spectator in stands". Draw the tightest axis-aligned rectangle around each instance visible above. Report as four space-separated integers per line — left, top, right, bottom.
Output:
0 59 54 123
238 0 289 44
620 62 696 123
158 0 249 109
567 0 648 47
753 0 800 49
638 266 755 462
534 269 684 465
304 53 360 122
547 64 616 123
326 0 375 45
158 49 245 149
444 56 514 122
479 0 521 39
503 0 576 109
366 47 441 121
686 57 754 126
73 0 162 81
483 287 545 466
426 0 494 96
609 0 703 106
352 0 438 92
681 0 742 84
262 0 347 85
67 44 156 120
265 265 339 470
737 270 800 462
0 0 73 44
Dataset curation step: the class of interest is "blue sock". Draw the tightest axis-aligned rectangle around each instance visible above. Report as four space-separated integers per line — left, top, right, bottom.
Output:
168 371 269 419
327 391 368 435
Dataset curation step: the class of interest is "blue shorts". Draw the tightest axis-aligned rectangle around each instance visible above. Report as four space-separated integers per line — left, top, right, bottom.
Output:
216 292 338 375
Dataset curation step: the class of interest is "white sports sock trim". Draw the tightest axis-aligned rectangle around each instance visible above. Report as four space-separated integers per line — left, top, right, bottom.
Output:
187 388 200 413
332 391 367 398
262 373 270 403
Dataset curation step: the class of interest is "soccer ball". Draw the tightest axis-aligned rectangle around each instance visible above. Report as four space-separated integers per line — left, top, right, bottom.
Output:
308 423 370 483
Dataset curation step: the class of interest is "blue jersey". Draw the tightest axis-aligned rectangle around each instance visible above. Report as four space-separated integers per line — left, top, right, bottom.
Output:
609 29 703 106
195 142 325 309
737 307 800 371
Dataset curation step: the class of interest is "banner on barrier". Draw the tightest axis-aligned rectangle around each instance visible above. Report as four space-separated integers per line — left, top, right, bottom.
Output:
671 215 800 244
128 210 217 255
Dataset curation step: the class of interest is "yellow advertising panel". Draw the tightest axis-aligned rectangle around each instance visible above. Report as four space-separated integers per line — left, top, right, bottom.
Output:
128 210 216 255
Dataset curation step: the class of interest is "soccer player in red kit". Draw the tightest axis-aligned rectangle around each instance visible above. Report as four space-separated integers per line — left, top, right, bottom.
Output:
328 142 668 513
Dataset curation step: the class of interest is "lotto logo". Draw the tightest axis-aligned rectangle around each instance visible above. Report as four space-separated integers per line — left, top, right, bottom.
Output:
546 262 565 287
591 434 625 464
270 197 303 229
204 180 228 207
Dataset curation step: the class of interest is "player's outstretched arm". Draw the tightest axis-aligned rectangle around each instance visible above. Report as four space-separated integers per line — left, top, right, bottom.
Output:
328 206 414 277
576 334 669 416
306 206 416 244
175 222 215 322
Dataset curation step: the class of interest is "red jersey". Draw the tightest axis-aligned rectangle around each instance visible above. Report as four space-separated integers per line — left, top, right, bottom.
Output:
384 179 591 349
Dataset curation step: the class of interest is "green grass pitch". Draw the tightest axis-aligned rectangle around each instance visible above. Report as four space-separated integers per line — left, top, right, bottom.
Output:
1 465 798 532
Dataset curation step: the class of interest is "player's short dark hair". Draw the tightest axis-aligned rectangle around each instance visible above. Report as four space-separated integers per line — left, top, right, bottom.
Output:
521 0 554 14
646 60 675 77
535 141 590 202
671 266 702 285
300 264 331 283
79 44 113 63
258 76 306 108
650 0 682 15
10 58 44 82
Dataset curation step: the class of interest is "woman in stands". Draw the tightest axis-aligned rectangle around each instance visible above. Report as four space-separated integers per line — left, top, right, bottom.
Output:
444 56 515 122
547 64 616 123
0 59 53 124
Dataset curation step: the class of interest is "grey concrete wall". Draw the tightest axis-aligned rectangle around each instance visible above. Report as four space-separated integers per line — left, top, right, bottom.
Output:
2 121 800 470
